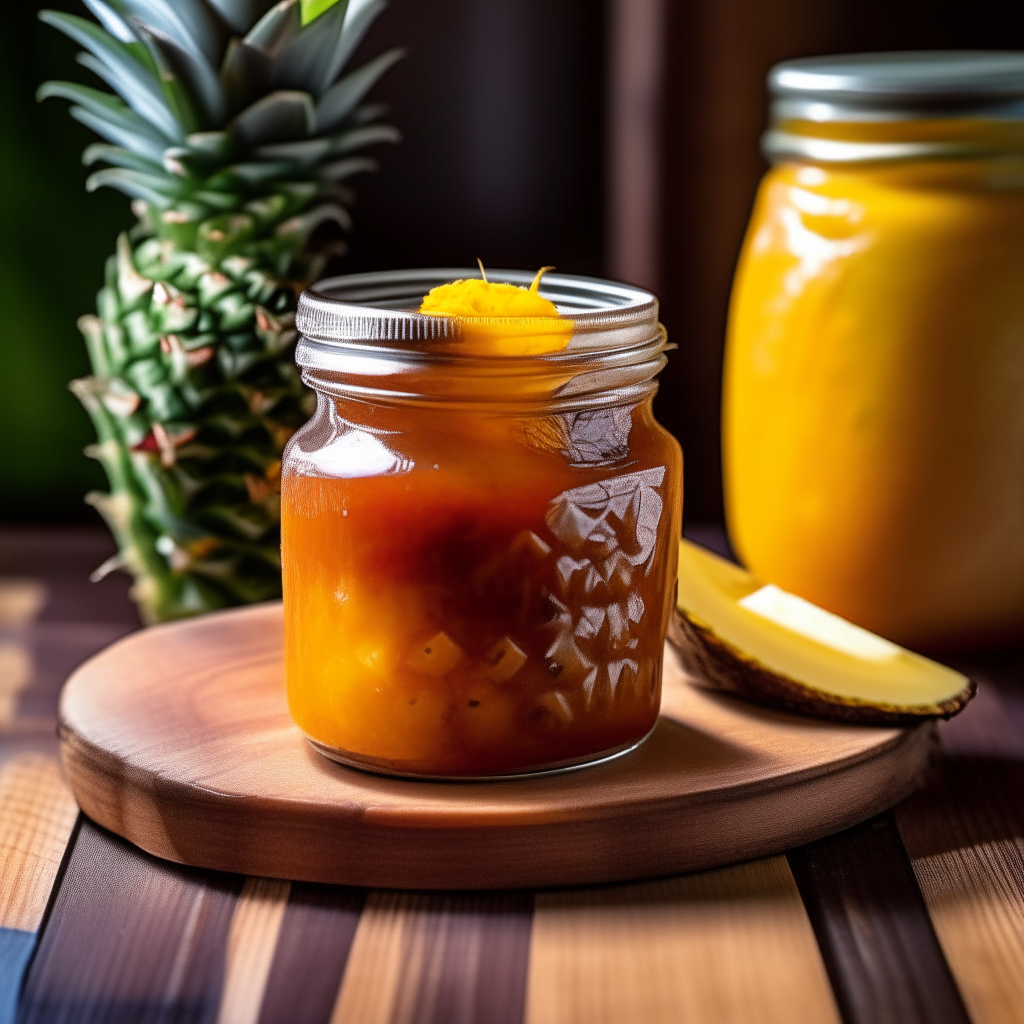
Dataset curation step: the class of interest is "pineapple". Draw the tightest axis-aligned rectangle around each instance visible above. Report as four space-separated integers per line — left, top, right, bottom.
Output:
39 0 401 622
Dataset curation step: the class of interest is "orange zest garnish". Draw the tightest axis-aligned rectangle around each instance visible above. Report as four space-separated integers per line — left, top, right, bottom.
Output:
419 264 572 355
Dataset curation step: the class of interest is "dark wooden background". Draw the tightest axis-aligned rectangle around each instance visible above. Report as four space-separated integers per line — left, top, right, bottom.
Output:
3 0 1023 523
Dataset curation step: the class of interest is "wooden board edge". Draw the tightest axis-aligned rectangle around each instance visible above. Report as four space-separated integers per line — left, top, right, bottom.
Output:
58 712 936 890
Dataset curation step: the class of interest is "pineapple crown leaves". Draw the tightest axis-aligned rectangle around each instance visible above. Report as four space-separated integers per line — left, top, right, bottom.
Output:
38 0 403 260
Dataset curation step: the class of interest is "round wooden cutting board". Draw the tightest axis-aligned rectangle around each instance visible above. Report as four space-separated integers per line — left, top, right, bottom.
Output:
58 603 933 889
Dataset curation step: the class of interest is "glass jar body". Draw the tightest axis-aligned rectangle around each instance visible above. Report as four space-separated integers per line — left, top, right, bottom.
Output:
282 388 682 777
724 149 1024 649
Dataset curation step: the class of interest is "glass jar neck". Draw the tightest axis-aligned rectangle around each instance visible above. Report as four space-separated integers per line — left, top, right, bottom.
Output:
765 116 1024 167
299 328 669 413
289 390 663 478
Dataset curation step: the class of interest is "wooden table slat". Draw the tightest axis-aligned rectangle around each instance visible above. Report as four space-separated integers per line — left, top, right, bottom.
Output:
788 812 971 1024
0 751 79 1024
525 856 839 1024
256 884 365 1024
896 658 1024 1024
0 754 78 935
18 820 241 1024
331 892 532 1024
216 878 292 1024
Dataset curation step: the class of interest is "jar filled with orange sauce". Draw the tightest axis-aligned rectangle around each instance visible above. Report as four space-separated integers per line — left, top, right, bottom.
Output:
724 53 1024 650
282 270 682 777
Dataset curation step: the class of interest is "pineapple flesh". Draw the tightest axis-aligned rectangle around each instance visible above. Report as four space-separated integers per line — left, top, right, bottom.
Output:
39 0 401 622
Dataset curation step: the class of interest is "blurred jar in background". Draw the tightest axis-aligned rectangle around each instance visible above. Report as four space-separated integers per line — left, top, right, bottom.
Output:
723 53 1024 651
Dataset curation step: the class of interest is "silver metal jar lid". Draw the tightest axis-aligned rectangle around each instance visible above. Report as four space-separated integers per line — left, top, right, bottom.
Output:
764 51 1024 163
296 269 660 354
293 269 669 409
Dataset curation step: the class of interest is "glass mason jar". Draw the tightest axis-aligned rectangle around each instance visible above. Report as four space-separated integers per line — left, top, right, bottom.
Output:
282 270 682 778
724 52 1024 650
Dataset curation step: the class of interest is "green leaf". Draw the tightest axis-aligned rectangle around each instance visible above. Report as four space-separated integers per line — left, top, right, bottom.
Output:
161 146 205 177
230 90 315 145
196 213 257 263
69 106 167 160
185 131 235 160
276 180 318 204
39 11 180 139
254 136 331 167
117 0 223 67
206 0 279 36
153 203 208 250
76 317 114 377
220 39 273 114
38 80 169 153
127 28 205 135
275 0 349 95
320 0 388 87
274 202 352 245
315 155 376 182
327 122 400 154
300 0 345 27
351 101 387 125
82 0 135 43
223 161 295 185
314 47 403 133
86 167 179 207
130 23 226 126
191 190 243 210
76 51 180 137
83 143 165 174
244 0 300 52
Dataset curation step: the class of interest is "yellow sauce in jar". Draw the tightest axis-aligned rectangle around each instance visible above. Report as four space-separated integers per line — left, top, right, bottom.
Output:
724 122 1024 648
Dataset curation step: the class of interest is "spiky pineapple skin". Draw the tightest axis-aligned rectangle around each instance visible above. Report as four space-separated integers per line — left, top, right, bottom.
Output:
75 229 312 621
41 0 400 621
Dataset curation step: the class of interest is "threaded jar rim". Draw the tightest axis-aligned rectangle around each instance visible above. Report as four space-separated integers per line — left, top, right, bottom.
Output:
297 268 660 353
765 51 1024 164
295 269 670 410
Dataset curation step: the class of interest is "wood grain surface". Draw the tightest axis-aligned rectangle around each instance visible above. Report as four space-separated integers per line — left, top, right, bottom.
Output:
896 653 1024 1024
0 754 78 933
525 856 840 1024
58 602 934 889
0 572 84 1024
789 812 970 1024
256 884 365 1024
216 877 292 1024
18 819 241 1024
331 892 532 1024
0 751 79 1024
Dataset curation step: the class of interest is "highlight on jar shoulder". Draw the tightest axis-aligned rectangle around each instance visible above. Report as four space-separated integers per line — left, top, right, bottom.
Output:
281 266 683 778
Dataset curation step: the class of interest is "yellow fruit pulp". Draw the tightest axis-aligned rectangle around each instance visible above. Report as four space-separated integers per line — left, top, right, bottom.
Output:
418 267 573 355
676 539 970 709
723 144 1024 648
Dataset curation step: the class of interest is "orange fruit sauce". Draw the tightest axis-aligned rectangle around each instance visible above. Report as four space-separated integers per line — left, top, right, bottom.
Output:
282 270 681 776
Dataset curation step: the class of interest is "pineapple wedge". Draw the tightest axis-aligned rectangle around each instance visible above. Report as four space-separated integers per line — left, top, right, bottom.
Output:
670 539 975 724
